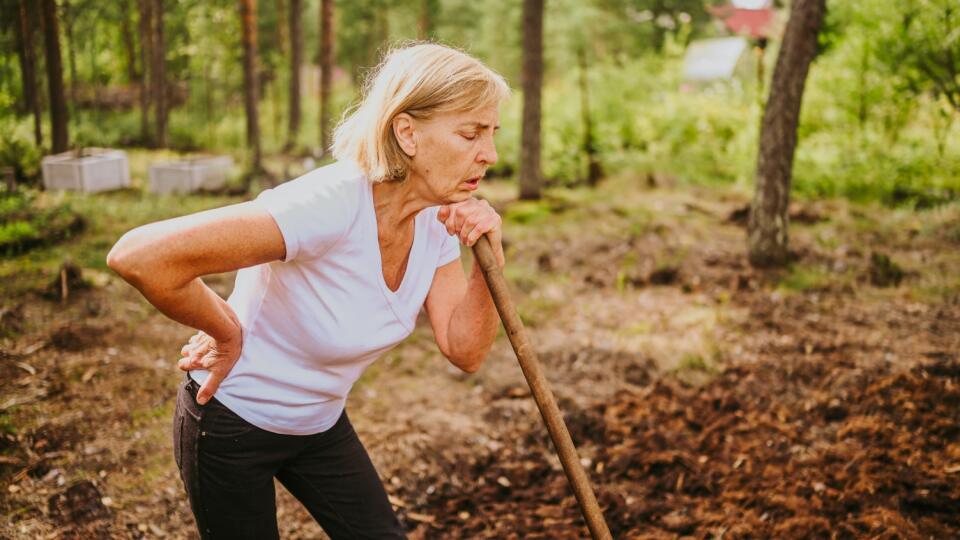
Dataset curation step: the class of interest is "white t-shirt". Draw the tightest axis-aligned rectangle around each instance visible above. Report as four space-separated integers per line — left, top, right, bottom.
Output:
188 160 461 435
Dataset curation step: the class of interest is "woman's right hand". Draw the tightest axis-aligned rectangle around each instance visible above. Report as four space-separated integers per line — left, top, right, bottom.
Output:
178 327 243 405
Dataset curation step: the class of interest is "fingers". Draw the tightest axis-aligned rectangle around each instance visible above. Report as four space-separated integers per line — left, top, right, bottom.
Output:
465 215 501 246
178 336 213 371
177 351 204 371
440 198 501 244
196 372 222 405
443 204 461 236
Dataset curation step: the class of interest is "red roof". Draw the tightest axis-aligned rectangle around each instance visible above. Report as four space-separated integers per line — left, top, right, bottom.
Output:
707 5 775 40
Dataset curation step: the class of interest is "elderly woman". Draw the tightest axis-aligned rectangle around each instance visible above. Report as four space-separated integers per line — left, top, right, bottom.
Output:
106 43 509 539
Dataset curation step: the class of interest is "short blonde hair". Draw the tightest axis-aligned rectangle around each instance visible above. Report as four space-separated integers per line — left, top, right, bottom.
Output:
331 43 511 182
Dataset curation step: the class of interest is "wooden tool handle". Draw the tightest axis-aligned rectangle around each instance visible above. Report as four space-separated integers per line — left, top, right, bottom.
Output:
471 235 613 540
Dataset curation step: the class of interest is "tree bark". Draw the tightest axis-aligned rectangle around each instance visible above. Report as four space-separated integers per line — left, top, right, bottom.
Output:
16 0 43 147
519 0 544 200
275 0 287 55
418 0 438 40
287 0 302 149
62 0 78 116
319 0 333 156
150 0 167 148
240 0 262 173
578 45 602 186
120 0 139 83
137 0 152 145
40 0 69 153
747 0 825 268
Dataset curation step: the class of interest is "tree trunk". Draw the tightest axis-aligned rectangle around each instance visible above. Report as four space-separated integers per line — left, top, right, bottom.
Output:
519 0 544 200
120 0 138 83
319 0 333 156
275 0 287 55
418 0 437 40
16 0 43 147
138 0 152 145
151 0 167 148
747 0 826 267
578 45 602 187
62 0 78 118
287 0 302 149
40 0 69 153
240 0 262 174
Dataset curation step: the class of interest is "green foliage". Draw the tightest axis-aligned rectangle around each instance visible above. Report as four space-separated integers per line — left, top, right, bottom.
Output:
0 118 41 185
0 0 956 210
778 264 833 293
0 190 84 257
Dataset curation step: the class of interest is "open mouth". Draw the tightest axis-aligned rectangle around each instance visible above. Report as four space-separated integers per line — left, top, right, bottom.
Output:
464 176 483 190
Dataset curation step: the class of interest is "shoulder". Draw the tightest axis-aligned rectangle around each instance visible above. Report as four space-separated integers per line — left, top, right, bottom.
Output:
252 160 369 261
270 160 366 203
255 161 367 220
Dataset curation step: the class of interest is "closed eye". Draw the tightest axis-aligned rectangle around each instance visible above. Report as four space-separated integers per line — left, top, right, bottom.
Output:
460 132 478 141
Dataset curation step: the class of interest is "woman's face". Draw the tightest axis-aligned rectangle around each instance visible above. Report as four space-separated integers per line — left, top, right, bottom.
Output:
402 103 501 204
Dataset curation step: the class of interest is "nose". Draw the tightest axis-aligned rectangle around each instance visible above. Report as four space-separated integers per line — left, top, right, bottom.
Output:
477 135 498 166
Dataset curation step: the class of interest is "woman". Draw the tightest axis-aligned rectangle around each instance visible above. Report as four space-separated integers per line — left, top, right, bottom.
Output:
106 43 509 539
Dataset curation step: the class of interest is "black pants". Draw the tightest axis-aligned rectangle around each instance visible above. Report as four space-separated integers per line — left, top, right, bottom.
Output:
173 376 406 539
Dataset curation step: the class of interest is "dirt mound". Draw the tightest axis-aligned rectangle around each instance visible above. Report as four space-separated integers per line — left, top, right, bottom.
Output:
411 356 960 539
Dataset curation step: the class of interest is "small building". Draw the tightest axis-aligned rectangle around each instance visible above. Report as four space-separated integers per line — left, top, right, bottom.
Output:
41 149 131 193
682 37 751 83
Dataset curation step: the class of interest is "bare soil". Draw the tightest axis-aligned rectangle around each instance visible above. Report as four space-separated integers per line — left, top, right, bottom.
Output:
2 178 958 539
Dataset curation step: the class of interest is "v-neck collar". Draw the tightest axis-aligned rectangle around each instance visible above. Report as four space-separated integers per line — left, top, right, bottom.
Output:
366 180 422 302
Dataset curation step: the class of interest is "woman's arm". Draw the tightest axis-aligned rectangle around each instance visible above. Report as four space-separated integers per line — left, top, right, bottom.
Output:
106 201 286 403
424 198 505 373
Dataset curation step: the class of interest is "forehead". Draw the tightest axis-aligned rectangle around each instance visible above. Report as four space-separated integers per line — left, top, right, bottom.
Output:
436 104 501 128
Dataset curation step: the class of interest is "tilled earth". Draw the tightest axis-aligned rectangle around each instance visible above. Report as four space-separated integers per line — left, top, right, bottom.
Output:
2 182 959 539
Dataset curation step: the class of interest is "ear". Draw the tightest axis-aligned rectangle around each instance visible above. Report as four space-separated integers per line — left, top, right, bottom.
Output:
392 113 417 157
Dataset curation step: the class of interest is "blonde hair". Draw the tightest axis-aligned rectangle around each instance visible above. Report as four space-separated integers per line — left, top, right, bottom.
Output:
331 43 511 182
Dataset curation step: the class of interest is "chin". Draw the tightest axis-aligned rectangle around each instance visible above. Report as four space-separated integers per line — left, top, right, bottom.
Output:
447 191 473 204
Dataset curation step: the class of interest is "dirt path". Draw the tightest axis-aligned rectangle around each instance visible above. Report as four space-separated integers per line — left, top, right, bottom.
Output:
2 177 959 538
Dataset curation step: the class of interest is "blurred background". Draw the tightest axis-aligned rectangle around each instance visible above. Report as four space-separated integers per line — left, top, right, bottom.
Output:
1 0 959 538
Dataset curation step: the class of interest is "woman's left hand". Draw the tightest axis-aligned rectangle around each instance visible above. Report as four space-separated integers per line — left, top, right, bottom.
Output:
437 197 505 268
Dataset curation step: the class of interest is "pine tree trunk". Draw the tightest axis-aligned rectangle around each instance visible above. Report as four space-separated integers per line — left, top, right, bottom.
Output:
418 0 437 40
747 0 826 267
319 0 333 156
120 0 138 83
287 0 302 149
151 0 167 148
16 0 43 147
40 0 69 153
519 0 544 200
275 0 287 55
240 0 262 173
138 0 152 145
62 0 78 117
578 45 602 186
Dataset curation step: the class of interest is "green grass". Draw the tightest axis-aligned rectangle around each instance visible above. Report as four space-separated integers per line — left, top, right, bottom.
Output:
0 185 245 300
777 264 835 293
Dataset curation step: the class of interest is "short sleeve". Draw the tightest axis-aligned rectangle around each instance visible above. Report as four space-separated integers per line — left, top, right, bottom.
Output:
251 167 360 263
437 225 462 267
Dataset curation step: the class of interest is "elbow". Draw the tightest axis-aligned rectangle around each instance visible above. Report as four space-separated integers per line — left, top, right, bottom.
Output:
106 241 135 278
446 350 485 374
458 361 481 374
106 230 153 287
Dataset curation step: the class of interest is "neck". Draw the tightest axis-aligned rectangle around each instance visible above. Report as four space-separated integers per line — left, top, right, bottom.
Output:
371 173 435 231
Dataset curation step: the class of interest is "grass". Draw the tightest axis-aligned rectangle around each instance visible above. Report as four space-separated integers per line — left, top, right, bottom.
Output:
0 186 245 301
778 264 835 293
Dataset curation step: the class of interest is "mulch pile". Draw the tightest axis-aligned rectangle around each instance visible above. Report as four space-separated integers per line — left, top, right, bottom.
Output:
411 356 960 539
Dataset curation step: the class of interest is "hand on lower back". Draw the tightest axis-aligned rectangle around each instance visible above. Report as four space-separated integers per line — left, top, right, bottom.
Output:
178 327 243 405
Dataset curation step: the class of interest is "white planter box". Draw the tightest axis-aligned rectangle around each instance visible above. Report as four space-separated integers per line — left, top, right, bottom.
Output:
148 156 234 194
41 148 131 193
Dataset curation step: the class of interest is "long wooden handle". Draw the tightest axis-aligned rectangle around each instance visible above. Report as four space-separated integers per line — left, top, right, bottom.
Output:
471 236 613 540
